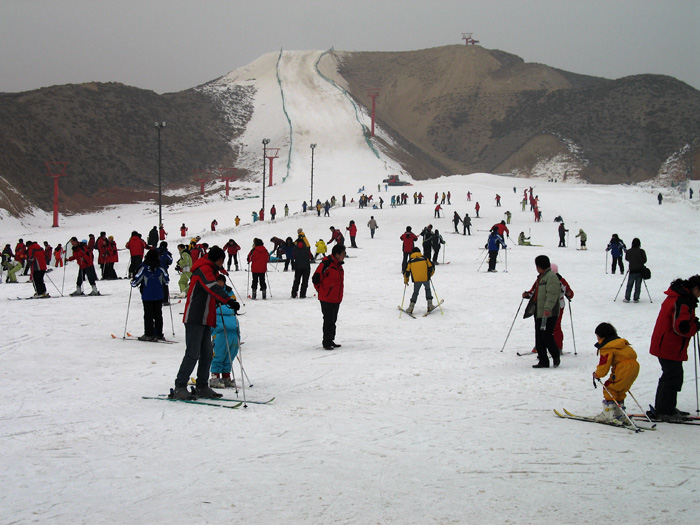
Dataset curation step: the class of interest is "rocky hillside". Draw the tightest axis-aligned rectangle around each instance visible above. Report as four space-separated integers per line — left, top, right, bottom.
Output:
337 45 700 184
0 45 698 215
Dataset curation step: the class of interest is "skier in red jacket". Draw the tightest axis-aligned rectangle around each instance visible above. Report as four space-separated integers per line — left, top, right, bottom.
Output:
247 238 270 299
312 244 346 350
26 241 48 297
67 237 100 296
400 226 418 272
649 275 700 420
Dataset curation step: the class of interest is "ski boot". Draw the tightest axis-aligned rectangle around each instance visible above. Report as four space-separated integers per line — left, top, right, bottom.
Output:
406 301 415 314
70 287 84 296
251 290 256 299
262 290 267 300
427 300 436 312
593 401 620 424
196 385 223 399
209 375 224 389
89 285 100 296
171 385 194 400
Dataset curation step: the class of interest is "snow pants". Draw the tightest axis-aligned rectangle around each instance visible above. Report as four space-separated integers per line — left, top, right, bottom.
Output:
178 271 191 293
77 266 98 288
142 300 164 338
292 267 310 298
211 330 239 374
534 316 559 366
602 360 639 402
654 358 684 414
32 270 46 296
320 300 340 346
611 256 624 274
175 324 213 388
553 305 565 350
410 281 432 304
5 261 22 282
251 272 267 292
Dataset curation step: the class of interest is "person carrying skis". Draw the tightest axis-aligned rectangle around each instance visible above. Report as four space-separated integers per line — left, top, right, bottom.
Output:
131 248 169 341
247 238 269 299
606 234 626 274
403 247 436 315
312 243 346 350
209 275 240 389
67 237 100 296
173 246 239 400
592 322 640 423
648 275 700 420
26 241 48 297
575 229 587 250
485 228 506 273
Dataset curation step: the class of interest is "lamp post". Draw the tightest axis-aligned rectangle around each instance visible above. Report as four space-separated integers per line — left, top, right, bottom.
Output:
262 138 270 216
154 121 166 227
310 143 317 206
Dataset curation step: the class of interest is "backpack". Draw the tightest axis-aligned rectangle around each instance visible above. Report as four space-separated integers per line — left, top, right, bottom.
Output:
641 266 651 280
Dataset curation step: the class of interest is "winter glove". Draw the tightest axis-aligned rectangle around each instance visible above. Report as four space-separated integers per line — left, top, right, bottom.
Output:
522 292 532 299
227 299 240 313
543 310 552 318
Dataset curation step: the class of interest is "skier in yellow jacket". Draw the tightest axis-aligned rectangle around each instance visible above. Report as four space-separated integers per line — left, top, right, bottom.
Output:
314 239 327 261
403 247 436 314
592 322 640 423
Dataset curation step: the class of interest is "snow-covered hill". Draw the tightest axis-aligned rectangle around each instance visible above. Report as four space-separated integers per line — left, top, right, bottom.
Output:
2 51 700 523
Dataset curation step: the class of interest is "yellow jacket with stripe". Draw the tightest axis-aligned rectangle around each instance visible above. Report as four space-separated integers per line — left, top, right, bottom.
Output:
595 337 639 378
404 252 434 284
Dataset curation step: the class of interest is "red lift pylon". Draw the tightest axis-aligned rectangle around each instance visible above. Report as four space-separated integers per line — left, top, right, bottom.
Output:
45 162 68 227
218 167 238 197
193 169 213 195
366 89 380 137
265 148 280 187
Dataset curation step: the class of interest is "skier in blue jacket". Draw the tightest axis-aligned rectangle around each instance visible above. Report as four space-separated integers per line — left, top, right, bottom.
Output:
606 234 626 274
209 276 241 389
131 248 169 341
485 227 507 273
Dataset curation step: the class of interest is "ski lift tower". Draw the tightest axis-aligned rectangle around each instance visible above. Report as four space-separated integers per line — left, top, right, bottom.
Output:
45 162 68 227
193 169 212 195
366 89 380 137
219 167 238 198
462 32 479 45
265 148 280 187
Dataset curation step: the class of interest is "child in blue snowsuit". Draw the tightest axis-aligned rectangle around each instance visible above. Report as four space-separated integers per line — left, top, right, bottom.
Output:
209 276 240 389
131 248 169 341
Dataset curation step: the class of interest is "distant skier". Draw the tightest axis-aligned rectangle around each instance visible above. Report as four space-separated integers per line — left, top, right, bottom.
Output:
606 234 626 274
485 228 507 273
575 229 587 250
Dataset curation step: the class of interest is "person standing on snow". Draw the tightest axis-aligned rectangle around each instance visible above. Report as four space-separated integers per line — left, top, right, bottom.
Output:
67 237 100 296
103 236 119 280
26 241 48 297
147 226 159 248
623 238 647 303
131 248 169 341
367 216 378 238
400 226 418 272
291 231 314 299
209 275 240 389
431 229 445 265
403 247 436 315
575 229 587 250
462 213 472 235
328 226 345 248
648 275 700 420
485 228 507 273
522 255 560 368
312 244 346 350
591 322 640 423
224 239 241 272
606 234 626 274
247 238 269 299
175 244 193 295
180 223 188 237
173 246 239 400
346 220 358 248
125 231 147 278
558 222 568 247
452 211 462 233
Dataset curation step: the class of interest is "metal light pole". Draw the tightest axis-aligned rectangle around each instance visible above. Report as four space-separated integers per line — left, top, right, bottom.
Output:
154 121 166 227
262 138 270 215
310 143 316 206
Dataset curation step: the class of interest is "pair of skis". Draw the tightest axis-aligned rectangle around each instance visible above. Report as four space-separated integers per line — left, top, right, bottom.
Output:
554 408 655 432
398 299 444 318
143 388 275 409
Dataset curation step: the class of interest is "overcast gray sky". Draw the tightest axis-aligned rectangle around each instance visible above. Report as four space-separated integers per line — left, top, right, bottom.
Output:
1 0 698 93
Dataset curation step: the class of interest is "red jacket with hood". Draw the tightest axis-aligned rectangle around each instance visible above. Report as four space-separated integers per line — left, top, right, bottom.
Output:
650 282 699 362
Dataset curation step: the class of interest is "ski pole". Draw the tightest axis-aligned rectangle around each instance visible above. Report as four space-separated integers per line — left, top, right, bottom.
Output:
613 270 629 302
123 286 133 339
500 297 524 352
504 247 508 273
45 272 64 297
61 240 69 295
226 274 246 307
168 300 175 337
218 305 239 393
429 280 444 315
477 251 489 272
605 252 608 274
265 270 272 298
246 261 250 298
626 390 654 424
399 283 407 318
595 378 640 431
643 279 653 303
567 297 577 356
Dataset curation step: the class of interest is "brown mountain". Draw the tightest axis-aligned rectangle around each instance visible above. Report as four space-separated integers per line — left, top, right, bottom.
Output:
1 45 698 215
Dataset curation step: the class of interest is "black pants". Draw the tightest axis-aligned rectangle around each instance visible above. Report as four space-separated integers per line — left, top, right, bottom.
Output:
534 316 559 366
402 252 410 273
654 358 684 414
33 270 46 295
423 243 432 262
227 253 239 271
320 301 340 345
252 272 266 291
77 266 98 287
103 262 118 280
292 268 310 298
129 255 142 277
143 300 164 338
611 256 624 274
488 250 498 271
175 324 212 388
